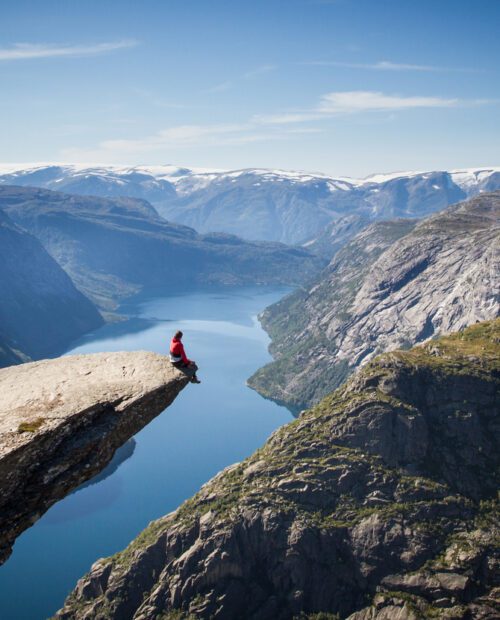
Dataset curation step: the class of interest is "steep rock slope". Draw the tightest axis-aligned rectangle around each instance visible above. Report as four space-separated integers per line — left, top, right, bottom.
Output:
1 164 499 244
56 320 500 620
0 186 322 311
0 207 103 367
0 351 190 564
302 213 372 260
249 192 500 410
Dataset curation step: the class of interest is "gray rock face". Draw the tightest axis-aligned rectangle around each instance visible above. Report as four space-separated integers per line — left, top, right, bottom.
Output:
303 213 372 260
0 185 323 311
0 207 103 367
334 198 499 367
0 351 190 564
348 528 500 619
249 192 500 410
56 321 500 620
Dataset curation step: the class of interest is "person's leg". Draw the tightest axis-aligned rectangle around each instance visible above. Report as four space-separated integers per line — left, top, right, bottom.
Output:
188 362 201 383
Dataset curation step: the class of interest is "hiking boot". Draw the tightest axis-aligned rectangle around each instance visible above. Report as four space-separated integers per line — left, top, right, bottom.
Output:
191 377 201 384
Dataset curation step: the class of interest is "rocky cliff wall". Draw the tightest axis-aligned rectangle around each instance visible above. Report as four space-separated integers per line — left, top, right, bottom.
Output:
56 320 500 620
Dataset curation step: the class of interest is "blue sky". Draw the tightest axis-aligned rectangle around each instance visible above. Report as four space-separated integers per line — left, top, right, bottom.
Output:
2 0 499 177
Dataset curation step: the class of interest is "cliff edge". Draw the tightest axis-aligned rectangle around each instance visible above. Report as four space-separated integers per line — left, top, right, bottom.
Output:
0 351 190 564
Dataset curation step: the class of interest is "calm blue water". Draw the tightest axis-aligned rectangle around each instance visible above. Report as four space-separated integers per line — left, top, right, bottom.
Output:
0 287 292 620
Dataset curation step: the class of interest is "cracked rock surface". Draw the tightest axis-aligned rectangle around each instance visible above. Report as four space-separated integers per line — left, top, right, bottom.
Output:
0 351 189 564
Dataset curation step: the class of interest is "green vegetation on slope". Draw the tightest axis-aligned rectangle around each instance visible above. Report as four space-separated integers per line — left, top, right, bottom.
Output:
58 319 500 620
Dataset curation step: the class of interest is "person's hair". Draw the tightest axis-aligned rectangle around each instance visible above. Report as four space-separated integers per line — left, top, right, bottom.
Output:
174 330 183 339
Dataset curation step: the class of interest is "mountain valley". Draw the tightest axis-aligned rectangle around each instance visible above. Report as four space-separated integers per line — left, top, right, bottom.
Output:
0 185 323 313
0 165 498 620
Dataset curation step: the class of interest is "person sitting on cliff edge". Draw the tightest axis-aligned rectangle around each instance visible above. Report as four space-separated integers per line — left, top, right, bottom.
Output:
169 330 201 384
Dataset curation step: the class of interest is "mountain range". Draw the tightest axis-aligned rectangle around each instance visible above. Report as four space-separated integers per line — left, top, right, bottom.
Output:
1 162 498 619
1 164 499 245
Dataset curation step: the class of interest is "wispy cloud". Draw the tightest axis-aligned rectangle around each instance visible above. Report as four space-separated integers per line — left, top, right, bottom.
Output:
131 88 200 110
62 124 267 160
0 40 137 61
204 81 233 94
255 90 477 124
61 120 311 162
301 59 478 73
308 0 345 4
318 91 459 113
102 124 253 151
61 90 493 162
253 112 322 125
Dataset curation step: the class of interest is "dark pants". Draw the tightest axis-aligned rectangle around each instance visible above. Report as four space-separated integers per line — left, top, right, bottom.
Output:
171 360 199 381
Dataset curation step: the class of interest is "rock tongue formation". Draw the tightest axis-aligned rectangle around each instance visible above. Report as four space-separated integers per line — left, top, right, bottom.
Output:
249 191 500 411
57 320 500 620
0 351 190 564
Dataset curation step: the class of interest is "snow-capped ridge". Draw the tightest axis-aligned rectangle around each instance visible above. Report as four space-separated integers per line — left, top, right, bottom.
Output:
0 162 499 245
1 162 498 196
361 167 500 190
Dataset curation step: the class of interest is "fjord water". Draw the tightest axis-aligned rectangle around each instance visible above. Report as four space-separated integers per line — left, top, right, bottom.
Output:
0 287 292 620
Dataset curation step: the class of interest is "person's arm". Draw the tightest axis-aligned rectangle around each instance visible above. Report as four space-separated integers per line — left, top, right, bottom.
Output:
179 342 191 364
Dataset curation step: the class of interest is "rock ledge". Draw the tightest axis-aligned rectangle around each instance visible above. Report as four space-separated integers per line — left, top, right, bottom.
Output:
0 351 189 564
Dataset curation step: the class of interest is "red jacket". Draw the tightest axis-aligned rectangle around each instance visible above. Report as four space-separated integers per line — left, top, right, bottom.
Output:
170 337 190 364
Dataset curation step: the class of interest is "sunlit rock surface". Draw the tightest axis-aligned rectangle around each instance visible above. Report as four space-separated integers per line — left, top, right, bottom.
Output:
0 351 189 564
250 192 500 410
